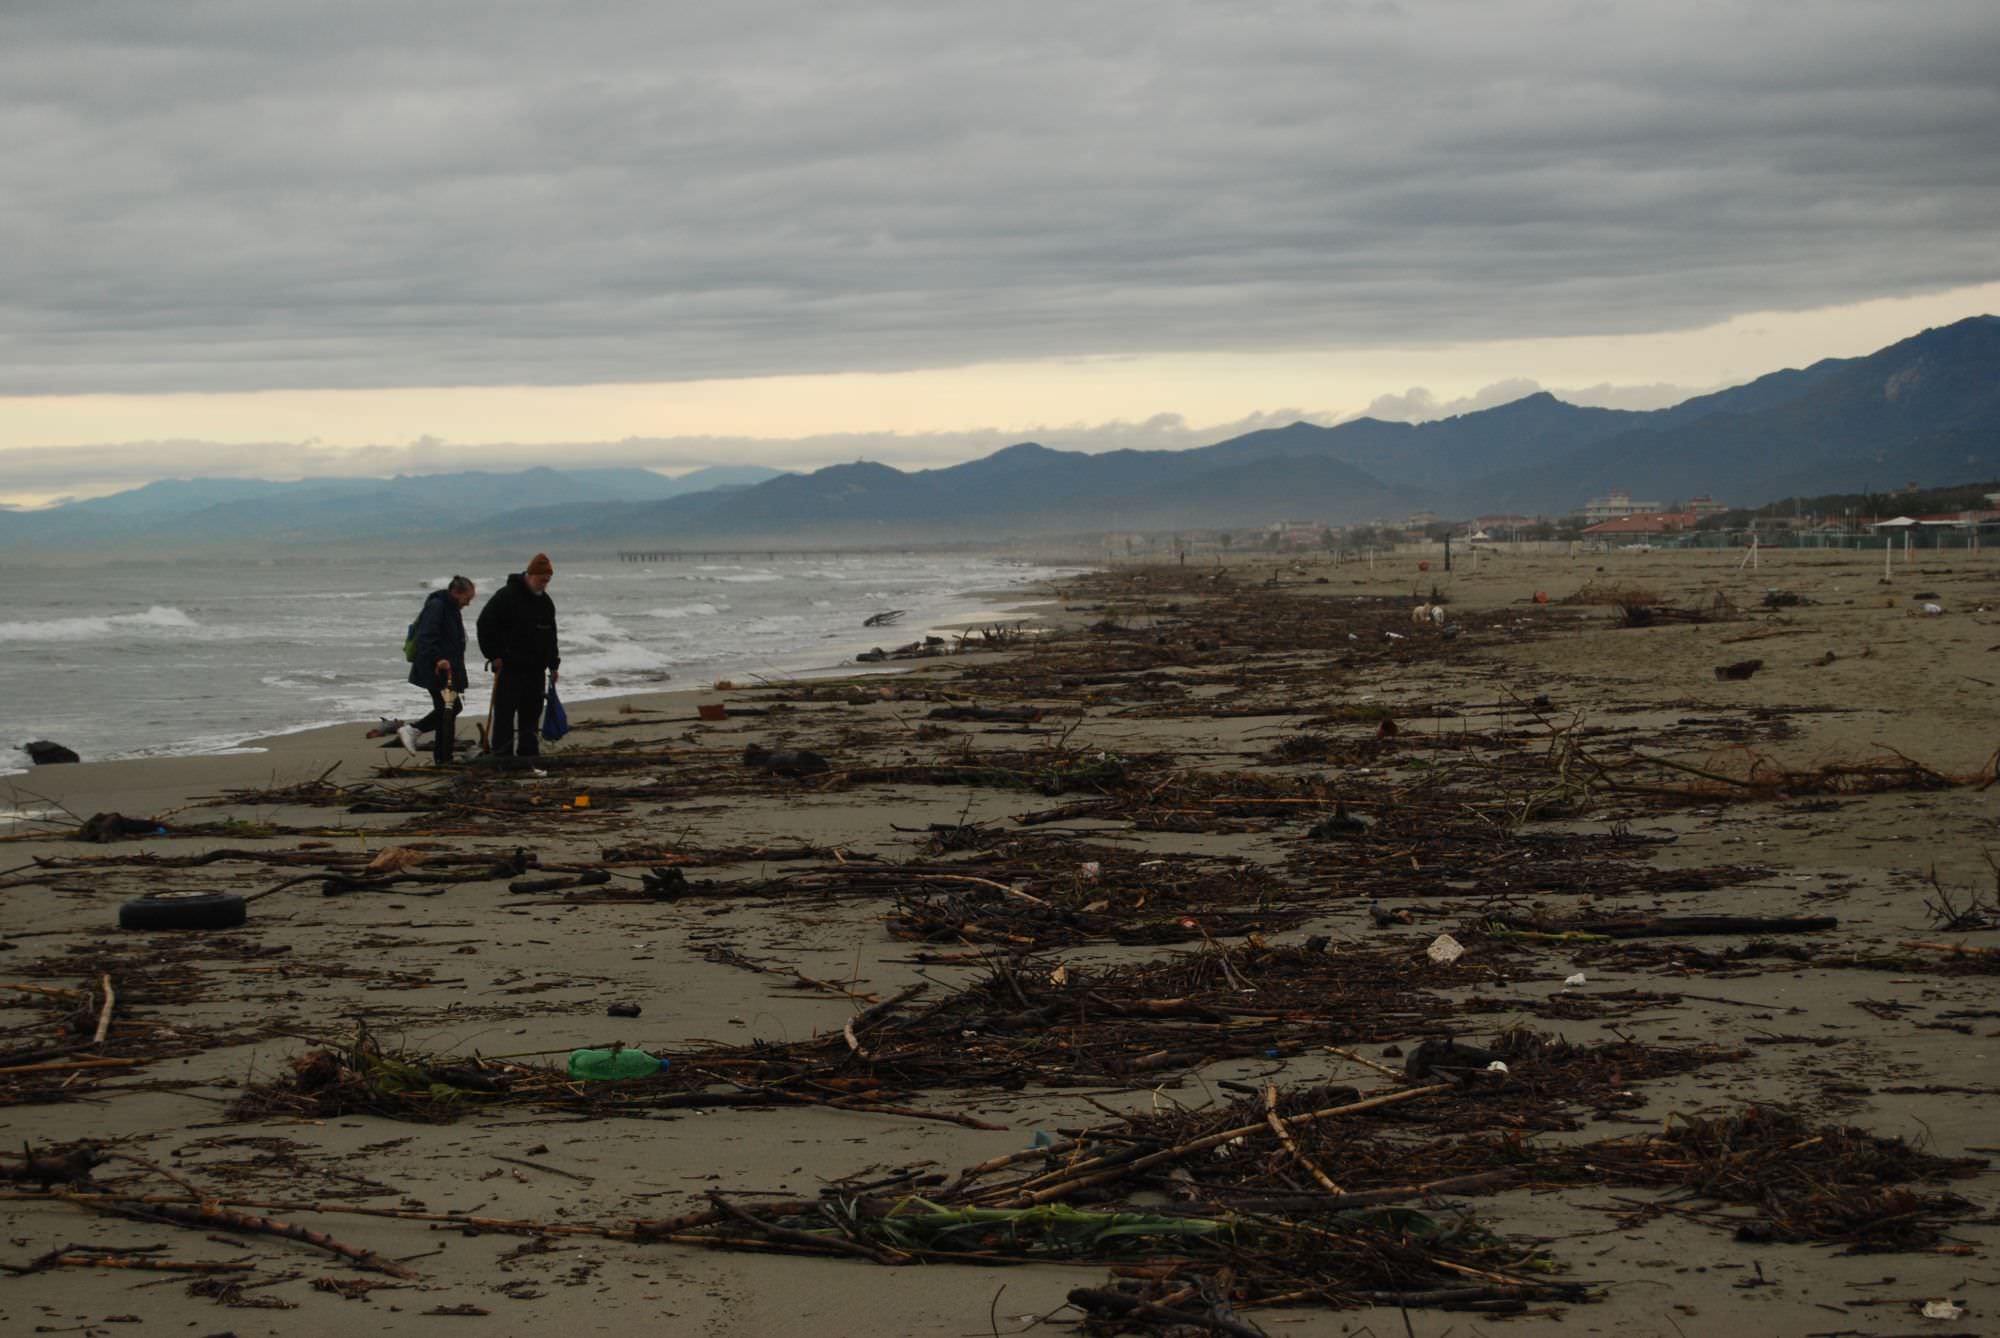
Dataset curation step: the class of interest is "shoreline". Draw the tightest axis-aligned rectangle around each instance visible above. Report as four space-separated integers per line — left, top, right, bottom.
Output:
2 567 1082 785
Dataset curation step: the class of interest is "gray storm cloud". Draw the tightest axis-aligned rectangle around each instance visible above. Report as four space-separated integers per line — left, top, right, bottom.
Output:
1 0 1994 395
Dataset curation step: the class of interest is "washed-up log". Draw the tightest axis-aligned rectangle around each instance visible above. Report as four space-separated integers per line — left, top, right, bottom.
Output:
742 743 831 777
1488 912 1836 940
0 1146 105 1189
76 813 163 842
926 705 1044 723
507 870 612 894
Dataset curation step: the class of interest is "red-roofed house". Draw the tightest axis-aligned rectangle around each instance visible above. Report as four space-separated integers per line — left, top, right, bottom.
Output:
1581 512 1698 544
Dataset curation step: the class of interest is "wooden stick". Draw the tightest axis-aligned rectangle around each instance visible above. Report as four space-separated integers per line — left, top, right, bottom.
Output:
40 1254 255 1274
73 1196 420 1279
908 872 1050 907
1266 1083 1342 1194
92 975 115 1047
1902 939 2000 958
1322 1044 1406 1082
0 1057 139 1076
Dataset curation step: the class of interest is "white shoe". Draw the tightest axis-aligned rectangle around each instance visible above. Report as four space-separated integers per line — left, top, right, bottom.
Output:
396 724 420 755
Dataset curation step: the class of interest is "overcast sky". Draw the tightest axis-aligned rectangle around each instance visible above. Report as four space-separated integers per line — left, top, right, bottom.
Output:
2 1 1995 501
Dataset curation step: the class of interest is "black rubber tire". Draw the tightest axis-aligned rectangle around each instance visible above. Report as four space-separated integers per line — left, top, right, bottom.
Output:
118 892 248 931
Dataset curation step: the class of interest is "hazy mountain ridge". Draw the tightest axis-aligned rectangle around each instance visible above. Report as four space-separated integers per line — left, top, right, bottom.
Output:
0 464 787 549
6 317 1994 552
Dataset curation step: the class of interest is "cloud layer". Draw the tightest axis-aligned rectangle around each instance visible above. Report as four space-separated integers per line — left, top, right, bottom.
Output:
0 380 1716 505
3 1 1995 395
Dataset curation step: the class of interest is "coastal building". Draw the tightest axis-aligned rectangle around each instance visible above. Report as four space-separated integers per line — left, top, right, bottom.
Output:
1686 494 1729 518
1265 520 1327 549
1579 512 1697 545
1576 490 1663 523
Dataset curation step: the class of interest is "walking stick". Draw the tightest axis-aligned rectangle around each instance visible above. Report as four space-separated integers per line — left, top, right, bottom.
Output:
483 664 500 756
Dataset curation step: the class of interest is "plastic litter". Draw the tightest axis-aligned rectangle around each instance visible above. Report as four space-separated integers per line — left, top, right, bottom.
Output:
1921 1299 1965 1320
1921 602 1944 615
1563 971 1587 987
1485 1060 1510 1074
1426 933 1465 965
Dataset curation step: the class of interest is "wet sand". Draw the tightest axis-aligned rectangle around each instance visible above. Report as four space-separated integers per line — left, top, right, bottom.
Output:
2 546 1995 1336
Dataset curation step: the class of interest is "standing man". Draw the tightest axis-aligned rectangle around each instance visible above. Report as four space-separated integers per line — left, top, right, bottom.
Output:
476 553 560 760
403 575 476 764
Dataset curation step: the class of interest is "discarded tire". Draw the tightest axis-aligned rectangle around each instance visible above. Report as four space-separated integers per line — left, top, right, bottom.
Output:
117 892 247 931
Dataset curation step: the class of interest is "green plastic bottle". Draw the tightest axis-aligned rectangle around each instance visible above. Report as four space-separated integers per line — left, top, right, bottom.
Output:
567 1047 670 1080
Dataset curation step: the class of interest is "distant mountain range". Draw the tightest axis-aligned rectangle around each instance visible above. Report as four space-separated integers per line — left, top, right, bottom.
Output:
0 465 785 550
5 315 1994 552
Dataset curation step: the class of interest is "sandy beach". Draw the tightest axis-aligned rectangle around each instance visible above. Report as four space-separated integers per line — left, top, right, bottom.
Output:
3 546 1996 1337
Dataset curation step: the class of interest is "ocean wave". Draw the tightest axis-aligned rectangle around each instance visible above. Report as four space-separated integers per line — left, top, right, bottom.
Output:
563 611 628 639
564 642 678 677
0 605 200 642
643 602 725 619
559 610 676 677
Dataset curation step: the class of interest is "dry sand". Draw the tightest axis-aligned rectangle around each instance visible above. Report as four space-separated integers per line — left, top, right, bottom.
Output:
2 546 1996 1336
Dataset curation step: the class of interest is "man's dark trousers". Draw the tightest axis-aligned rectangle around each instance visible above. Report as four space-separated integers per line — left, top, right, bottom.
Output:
491 669 545 758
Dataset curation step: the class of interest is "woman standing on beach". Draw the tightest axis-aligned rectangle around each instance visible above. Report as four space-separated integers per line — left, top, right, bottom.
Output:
405 575 475 764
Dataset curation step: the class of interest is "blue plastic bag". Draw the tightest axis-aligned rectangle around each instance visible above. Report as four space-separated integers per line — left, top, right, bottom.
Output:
541 684 571 742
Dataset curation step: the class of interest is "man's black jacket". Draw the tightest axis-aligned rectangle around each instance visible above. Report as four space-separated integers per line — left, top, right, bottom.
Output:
476 573 561 674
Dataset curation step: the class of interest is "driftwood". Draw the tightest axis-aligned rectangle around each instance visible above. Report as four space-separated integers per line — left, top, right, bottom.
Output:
1490 913 1837 940
1902 939 2000 959
1068 1286 1265 1338
926 705 1044 723
79 1197 419 1279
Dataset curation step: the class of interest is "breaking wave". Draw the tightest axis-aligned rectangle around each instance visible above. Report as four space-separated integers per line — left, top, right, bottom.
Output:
0 605 200 642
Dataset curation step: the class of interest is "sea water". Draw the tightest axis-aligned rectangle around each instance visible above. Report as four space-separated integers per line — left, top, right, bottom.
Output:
1 552 1080 772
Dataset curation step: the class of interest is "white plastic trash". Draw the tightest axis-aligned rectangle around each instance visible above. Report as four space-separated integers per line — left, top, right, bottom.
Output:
1921 1299 1965 1320
1486 1060 1510 1074
1426 933 1465 965
1563 971 1587 987
1922 603 1943 615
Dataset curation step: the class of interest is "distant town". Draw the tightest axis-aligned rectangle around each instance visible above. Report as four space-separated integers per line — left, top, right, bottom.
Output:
1102 481 2000 560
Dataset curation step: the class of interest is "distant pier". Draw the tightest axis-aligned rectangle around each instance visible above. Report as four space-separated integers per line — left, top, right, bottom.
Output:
616 546 954 562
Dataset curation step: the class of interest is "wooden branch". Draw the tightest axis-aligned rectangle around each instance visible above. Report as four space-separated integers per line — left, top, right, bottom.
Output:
92 975 114 1047
1266 1083 1342 1194
1902 939 2000 959
0 1057 139 1076
77 1197 420 1279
